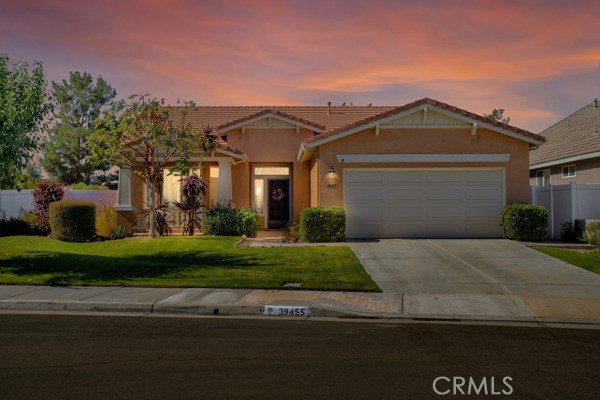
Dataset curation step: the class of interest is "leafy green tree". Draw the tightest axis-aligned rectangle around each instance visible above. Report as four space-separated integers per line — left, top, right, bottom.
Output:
485 108 510 124
89 94 216 238
0 53 52 189
16 161 43 189
42 71 120 185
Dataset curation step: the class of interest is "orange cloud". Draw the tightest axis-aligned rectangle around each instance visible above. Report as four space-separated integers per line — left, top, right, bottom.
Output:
1 0 599 131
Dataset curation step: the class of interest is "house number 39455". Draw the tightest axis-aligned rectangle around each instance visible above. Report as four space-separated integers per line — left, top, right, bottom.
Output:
327 184 337 189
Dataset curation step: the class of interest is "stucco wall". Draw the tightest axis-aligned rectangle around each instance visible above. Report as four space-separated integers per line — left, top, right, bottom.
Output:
226 127 312 220
309 156 319 207
315 127 531 206
529 157 600 186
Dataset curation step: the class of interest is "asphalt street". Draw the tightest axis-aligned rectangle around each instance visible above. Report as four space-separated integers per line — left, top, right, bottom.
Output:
0 314 598 399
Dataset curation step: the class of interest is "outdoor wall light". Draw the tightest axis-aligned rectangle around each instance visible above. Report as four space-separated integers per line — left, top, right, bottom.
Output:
329 166 336 175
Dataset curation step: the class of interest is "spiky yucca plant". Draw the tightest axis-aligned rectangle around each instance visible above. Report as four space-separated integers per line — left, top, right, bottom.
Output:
174 175 208 235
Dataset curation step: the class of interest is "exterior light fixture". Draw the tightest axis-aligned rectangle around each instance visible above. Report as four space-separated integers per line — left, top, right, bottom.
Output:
329 166 336 175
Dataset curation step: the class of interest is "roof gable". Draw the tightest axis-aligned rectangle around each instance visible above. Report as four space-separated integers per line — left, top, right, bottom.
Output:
217 109 326 133
303 98 545 148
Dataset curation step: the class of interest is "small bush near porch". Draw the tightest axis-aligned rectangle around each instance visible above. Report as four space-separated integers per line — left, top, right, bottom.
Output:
0 236 379 292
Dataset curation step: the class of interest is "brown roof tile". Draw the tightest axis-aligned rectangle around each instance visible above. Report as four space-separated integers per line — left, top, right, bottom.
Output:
530 100 600 166
304 98 546 145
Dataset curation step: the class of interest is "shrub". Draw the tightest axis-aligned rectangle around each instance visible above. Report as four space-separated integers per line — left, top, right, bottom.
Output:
560 220 583 243
586 221 600 246
236 208 262 237
0 218 33 237
96 205 117 238
300 206 346 243
502 204 548 242
49 201 96 242
283 220 301 243
111 225 127 240
19 211 45 235
33 181 64 233
69 183 108 190
204 201 261 237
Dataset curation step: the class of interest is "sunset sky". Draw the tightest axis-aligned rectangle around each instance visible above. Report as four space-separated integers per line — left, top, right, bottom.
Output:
2 0 599 132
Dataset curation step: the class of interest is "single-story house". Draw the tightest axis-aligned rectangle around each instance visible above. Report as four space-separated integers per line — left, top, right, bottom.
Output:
530 99 600 186
116 98 545 238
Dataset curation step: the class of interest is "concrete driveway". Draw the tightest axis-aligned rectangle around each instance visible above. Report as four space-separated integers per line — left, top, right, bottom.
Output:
348 239 600 321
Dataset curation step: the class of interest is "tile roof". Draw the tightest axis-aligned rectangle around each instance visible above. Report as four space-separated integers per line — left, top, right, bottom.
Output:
174 105 395 133
530 100 600 166
170 98 544 156
304 98 546 145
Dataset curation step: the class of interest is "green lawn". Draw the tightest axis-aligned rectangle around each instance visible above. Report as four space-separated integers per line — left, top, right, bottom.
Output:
536 248 600 275
0 236 379 292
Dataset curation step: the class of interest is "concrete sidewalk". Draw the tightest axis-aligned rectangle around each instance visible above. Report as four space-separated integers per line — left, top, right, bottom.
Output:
1 284 599 325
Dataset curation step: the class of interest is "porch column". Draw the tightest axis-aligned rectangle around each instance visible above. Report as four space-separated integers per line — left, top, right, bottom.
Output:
115 167 134 211
217 159 233 203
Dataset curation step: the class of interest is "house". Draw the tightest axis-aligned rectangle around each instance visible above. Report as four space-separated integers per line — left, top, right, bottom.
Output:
115 98 545 239
530 99 600 186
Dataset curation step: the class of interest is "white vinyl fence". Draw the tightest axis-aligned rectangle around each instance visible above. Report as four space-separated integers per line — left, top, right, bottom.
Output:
0 189 117 219
531 183 600 239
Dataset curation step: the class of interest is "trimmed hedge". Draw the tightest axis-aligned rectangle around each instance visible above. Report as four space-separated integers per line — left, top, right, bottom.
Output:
502 203 548 242
300 206 346 243
49 201 96 242
586 221 600 246
205 201 261 237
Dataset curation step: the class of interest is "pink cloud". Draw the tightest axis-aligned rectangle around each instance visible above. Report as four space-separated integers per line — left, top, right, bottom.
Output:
1 0 599 131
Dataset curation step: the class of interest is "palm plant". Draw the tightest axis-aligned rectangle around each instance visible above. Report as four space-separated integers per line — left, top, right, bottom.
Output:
173 125 217 235
174 175 209 235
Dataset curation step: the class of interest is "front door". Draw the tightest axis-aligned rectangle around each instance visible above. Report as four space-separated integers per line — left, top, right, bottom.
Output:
267 179 290 229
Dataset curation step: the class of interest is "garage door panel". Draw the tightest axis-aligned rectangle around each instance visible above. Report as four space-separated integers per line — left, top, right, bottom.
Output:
426 172 462 183
385 171 423 183
348 221 383 238
345 169 504 238
427 206 462 217
346 187 385 201
465 206 501 217
387 189 422 200
350 206 384 218
424 189 462 200
464 171 501 182
465 189 501 200
346 171 385 184
388 206 423 218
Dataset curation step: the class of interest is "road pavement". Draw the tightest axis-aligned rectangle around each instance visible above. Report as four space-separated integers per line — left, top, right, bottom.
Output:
0 314 598 399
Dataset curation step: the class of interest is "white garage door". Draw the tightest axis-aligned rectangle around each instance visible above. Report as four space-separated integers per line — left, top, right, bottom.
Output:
344 169 505 238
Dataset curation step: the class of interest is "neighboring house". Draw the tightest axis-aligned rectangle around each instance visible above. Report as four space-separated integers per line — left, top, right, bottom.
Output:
116 98 545 239
530 99 600 186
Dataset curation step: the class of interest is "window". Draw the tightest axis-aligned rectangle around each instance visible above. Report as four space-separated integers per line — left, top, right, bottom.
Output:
163 170 183 204
254 179 264 214
254 167 289 176
562 164 576 178
536 169 551 187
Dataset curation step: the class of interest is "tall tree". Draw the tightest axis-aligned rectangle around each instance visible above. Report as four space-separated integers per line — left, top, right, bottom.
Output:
485 108 510 124
0 53 52 189
89 94 216 238
42 71 120 184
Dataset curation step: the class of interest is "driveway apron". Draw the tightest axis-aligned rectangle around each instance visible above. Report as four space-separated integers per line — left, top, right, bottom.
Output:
348 239 600 320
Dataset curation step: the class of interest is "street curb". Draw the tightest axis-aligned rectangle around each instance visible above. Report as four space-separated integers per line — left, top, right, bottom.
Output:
2 300 600 326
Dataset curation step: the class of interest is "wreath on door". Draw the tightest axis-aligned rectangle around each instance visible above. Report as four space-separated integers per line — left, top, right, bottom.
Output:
272 188 285 201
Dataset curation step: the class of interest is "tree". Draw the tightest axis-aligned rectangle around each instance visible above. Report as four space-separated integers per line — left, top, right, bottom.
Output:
42 71 120 185
485 108 510 124
0 53 52 189
89 94 217 238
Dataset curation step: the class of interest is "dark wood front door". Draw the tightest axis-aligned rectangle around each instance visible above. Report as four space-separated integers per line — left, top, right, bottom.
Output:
267 179 290 229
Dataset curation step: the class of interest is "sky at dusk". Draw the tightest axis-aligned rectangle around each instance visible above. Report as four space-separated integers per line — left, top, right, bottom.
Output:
2 0 599 132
